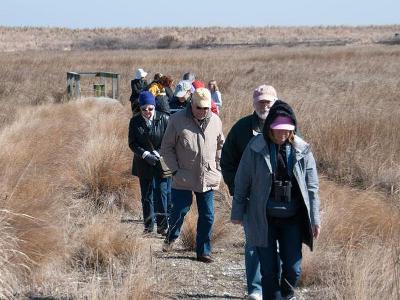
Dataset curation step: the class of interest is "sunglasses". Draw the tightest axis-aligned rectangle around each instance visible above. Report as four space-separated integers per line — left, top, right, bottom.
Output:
141 107 154 112
196 106 209 110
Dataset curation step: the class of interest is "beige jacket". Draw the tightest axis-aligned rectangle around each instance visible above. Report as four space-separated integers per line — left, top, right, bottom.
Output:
160 107 224 193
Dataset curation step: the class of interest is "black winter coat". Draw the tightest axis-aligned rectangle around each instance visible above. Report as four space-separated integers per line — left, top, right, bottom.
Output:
130 78 148 101
130 78 148 114
155 95 171 115
221 112 263 196
169 96 191 114
164 86 174 100
128 111 169 179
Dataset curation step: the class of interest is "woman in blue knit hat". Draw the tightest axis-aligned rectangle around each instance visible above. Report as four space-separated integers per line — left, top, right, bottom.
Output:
128 91 170 235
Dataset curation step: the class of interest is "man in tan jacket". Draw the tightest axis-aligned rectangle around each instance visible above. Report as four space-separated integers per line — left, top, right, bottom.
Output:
160 87 224 263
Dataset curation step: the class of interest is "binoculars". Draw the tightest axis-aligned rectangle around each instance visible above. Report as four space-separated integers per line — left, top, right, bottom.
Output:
274 180 292 203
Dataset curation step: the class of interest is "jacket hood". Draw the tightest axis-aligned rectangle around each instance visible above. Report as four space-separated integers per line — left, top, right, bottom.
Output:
263 100 298 140
293 135 310 157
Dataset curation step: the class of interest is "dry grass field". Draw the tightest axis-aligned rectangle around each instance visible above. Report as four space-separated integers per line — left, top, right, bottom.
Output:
0 26 399 299
1 25 400 52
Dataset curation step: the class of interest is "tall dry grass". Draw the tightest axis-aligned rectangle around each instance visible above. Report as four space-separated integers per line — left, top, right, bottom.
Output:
0 103 84 295
65 99 133 210
0 99 162 298
301 180 400 299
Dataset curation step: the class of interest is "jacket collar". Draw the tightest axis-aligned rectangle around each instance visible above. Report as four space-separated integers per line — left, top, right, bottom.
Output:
249 135 271 172
153 110 162 121
251 111 264 135
184 106 212 130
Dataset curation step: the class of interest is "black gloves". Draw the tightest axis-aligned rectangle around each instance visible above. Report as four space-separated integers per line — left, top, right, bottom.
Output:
144 154 159 166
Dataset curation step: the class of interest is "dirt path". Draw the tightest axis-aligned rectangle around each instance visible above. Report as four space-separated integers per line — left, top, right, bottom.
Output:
122 198 248 299
151 223 247 300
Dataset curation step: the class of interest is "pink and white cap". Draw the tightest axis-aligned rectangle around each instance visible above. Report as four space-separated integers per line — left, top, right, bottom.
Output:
253 84 278 102
270 116 295 130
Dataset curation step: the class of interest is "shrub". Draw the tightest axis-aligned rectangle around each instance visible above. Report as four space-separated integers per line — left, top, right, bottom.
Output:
156 35 182 49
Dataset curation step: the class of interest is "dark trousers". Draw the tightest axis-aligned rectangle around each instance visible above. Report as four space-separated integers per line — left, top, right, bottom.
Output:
256 218 303 300
166 188 214 257
139 176 169 231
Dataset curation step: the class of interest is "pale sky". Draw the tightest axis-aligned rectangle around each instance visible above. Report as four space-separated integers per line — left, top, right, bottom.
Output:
1 0 399 28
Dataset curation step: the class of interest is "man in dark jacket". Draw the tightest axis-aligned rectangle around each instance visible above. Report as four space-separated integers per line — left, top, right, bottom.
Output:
129 91 170 235
221 84 278 300
155 95 171 115
129 68 148 115
169 80 192 114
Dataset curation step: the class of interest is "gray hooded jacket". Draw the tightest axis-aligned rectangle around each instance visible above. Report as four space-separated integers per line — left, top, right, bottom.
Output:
231 134 320 250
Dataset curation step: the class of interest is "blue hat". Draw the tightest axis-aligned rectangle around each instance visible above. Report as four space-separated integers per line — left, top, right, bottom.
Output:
139 91 155 107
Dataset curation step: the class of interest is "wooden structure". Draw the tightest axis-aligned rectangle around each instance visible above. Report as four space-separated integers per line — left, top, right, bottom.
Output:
67 71 120 100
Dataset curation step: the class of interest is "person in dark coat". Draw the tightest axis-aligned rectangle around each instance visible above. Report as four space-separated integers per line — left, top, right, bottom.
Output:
155 94 171 115
128 91 170 235
129 68 148 115
221 84 278 299
231 101 321 300
169 80 192 114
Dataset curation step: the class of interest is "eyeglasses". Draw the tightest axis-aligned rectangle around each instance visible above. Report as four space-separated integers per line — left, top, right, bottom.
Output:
141 107 154 112
196 106 209 110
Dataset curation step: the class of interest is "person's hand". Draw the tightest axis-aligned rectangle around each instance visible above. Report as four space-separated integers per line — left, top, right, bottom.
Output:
144 154 159 166
312 224 321 239
231 219 242 225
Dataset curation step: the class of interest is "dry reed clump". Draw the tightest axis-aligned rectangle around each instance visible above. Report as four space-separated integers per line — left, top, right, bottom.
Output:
65 99 134 210
0 210 29 299
70 215 146 271
26 224 163 300
65 214 166 299
301 180 400 298
0 103 90 297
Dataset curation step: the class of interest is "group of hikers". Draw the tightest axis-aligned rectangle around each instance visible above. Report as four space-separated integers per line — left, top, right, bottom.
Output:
128 68 321 300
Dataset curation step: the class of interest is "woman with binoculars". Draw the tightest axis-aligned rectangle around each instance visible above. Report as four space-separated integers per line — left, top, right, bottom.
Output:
231 101 321 300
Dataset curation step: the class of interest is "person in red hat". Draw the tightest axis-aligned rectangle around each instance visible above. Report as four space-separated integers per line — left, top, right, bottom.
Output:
208 80 222 112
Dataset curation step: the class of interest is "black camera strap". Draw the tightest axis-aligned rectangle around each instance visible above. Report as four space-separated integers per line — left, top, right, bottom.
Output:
270 142 294 180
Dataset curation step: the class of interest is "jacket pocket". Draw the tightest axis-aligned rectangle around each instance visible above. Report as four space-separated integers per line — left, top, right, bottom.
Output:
173 168 193 188
205 162 221 188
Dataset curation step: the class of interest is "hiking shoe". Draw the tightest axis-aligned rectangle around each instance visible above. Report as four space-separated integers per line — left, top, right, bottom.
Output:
157 228 168 236
162 240 174 252
196 255 214 263
247 292 262 300
142 228 154 236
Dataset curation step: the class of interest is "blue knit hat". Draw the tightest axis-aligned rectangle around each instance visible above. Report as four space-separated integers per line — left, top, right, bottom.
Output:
139 91 155 107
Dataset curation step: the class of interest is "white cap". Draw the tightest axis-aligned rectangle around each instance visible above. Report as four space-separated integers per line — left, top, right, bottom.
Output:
135 68 148 79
